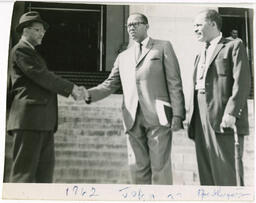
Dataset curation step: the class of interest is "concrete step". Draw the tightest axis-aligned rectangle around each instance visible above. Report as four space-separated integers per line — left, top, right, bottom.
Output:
54 158 127 169
54 142 127 151
55 149 127 160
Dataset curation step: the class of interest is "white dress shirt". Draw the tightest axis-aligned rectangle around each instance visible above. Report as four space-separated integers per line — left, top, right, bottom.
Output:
195 33 223 90
134 36 149 62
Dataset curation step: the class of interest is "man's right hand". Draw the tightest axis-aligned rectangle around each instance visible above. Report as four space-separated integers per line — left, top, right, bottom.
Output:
80 86 91 104
71 85 86 101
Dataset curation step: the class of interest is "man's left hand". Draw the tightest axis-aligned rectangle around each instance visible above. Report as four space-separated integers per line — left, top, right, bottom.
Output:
220 113 236 132
171 116 183 132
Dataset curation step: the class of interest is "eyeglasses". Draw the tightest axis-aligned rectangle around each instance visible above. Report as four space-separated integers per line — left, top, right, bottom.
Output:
126 22 146 29
28 27 46 34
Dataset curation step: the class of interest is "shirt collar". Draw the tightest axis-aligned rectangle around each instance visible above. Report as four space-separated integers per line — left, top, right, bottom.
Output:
208 32 222 47
21 37 35 50
135 36 150 47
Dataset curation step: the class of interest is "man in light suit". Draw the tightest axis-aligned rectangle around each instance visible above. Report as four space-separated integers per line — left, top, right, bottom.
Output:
86 13 185 184
187 10 251 185
7 11 86 182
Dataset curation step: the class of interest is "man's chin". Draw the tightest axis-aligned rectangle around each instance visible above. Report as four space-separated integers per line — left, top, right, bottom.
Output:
196 35 203 42
197 38 204 42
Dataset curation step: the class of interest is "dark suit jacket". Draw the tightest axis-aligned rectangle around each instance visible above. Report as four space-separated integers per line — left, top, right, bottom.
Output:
7 39 74 132
89 37 185 131
187 37 251 138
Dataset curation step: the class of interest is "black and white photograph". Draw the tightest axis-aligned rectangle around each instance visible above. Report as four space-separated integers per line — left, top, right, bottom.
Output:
0 0 255 202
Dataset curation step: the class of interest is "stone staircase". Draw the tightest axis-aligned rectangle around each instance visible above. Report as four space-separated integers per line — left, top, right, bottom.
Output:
3 96 254 185
53 96 130 183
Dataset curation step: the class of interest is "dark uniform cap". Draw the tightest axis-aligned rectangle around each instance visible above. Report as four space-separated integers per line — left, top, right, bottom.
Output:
16 11 49 33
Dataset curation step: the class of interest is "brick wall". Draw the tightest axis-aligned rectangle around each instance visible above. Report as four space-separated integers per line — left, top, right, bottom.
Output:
3 95 254 186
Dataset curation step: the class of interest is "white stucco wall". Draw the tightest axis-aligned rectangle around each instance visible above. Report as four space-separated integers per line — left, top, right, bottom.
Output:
129 4 218 109
105 5 125 70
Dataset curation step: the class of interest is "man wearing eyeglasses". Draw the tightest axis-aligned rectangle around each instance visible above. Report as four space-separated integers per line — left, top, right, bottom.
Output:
86 13 185 184
7 11 88 182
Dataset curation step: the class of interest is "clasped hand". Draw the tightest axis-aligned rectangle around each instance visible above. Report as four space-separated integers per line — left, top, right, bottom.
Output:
71 85 91 103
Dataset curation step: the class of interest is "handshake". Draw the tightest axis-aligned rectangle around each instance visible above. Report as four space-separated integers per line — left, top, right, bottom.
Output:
71 85 91 104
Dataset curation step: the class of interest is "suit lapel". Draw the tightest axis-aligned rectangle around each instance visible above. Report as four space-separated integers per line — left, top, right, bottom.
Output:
136 38 153 67
207 38 226 68
193 38 226 85
19 40 48 69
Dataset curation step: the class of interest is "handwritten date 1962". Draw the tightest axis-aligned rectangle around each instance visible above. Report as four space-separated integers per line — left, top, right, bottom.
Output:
65 185 99 198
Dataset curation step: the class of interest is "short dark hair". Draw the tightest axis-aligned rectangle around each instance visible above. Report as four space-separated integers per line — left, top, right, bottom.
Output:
203 9 222 30
129 13 148 24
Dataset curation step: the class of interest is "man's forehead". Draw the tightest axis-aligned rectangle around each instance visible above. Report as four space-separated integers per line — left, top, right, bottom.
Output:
127 15 142 22
194 13 207 22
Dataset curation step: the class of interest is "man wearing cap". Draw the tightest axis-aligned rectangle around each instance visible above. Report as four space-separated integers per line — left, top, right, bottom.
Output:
187 9 251 185
7 11 88 183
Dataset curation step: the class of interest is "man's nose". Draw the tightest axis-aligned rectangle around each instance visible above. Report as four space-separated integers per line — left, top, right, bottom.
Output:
128 27 135 31
40 32 45 37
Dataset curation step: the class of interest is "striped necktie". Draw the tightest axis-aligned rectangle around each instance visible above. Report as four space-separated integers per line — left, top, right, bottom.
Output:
198 41 210 79
136 43 142 62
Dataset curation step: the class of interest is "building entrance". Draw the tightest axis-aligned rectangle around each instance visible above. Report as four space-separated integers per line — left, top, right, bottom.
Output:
26 2 104 72
219 7 254 98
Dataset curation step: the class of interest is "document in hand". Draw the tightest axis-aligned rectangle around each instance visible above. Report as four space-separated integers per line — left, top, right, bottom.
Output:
155 99 172 126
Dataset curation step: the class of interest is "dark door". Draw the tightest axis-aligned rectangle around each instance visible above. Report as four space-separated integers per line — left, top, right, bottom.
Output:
219 7 254 98
26 2 103 72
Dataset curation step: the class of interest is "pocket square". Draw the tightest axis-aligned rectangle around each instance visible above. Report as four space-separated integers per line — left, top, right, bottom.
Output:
150 58 160 61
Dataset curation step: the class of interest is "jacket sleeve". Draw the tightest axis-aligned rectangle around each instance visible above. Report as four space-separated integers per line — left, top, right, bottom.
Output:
88 55 122 102
224 40 251 118
163 41 186 120
15 47 74 97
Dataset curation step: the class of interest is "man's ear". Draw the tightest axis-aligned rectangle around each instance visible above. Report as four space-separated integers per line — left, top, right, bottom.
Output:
22 27 28 36
146 24 149 30
211 21 217 28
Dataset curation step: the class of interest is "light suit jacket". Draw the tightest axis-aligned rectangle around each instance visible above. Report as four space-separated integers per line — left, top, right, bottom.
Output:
187 38 251 139
89 37 185 131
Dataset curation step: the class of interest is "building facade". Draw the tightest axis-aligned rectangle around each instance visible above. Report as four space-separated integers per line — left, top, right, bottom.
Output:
4 2 254 185
10 2 254 102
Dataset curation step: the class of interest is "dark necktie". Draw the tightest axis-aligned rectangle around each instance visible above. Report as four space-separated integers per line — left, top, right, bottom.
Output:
136 43 142 62
198 42 210 79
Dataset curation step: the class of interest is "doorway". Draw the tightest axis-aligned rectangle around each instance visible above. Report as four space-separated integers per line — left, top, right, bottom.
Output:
26 2 105 72
219 7 254 98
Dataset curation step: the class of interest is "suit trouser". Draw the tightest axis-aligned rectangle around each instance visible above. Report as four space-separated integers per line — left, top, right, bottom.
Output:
126 105 173 185
194 91 244 186
9 130 55 183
